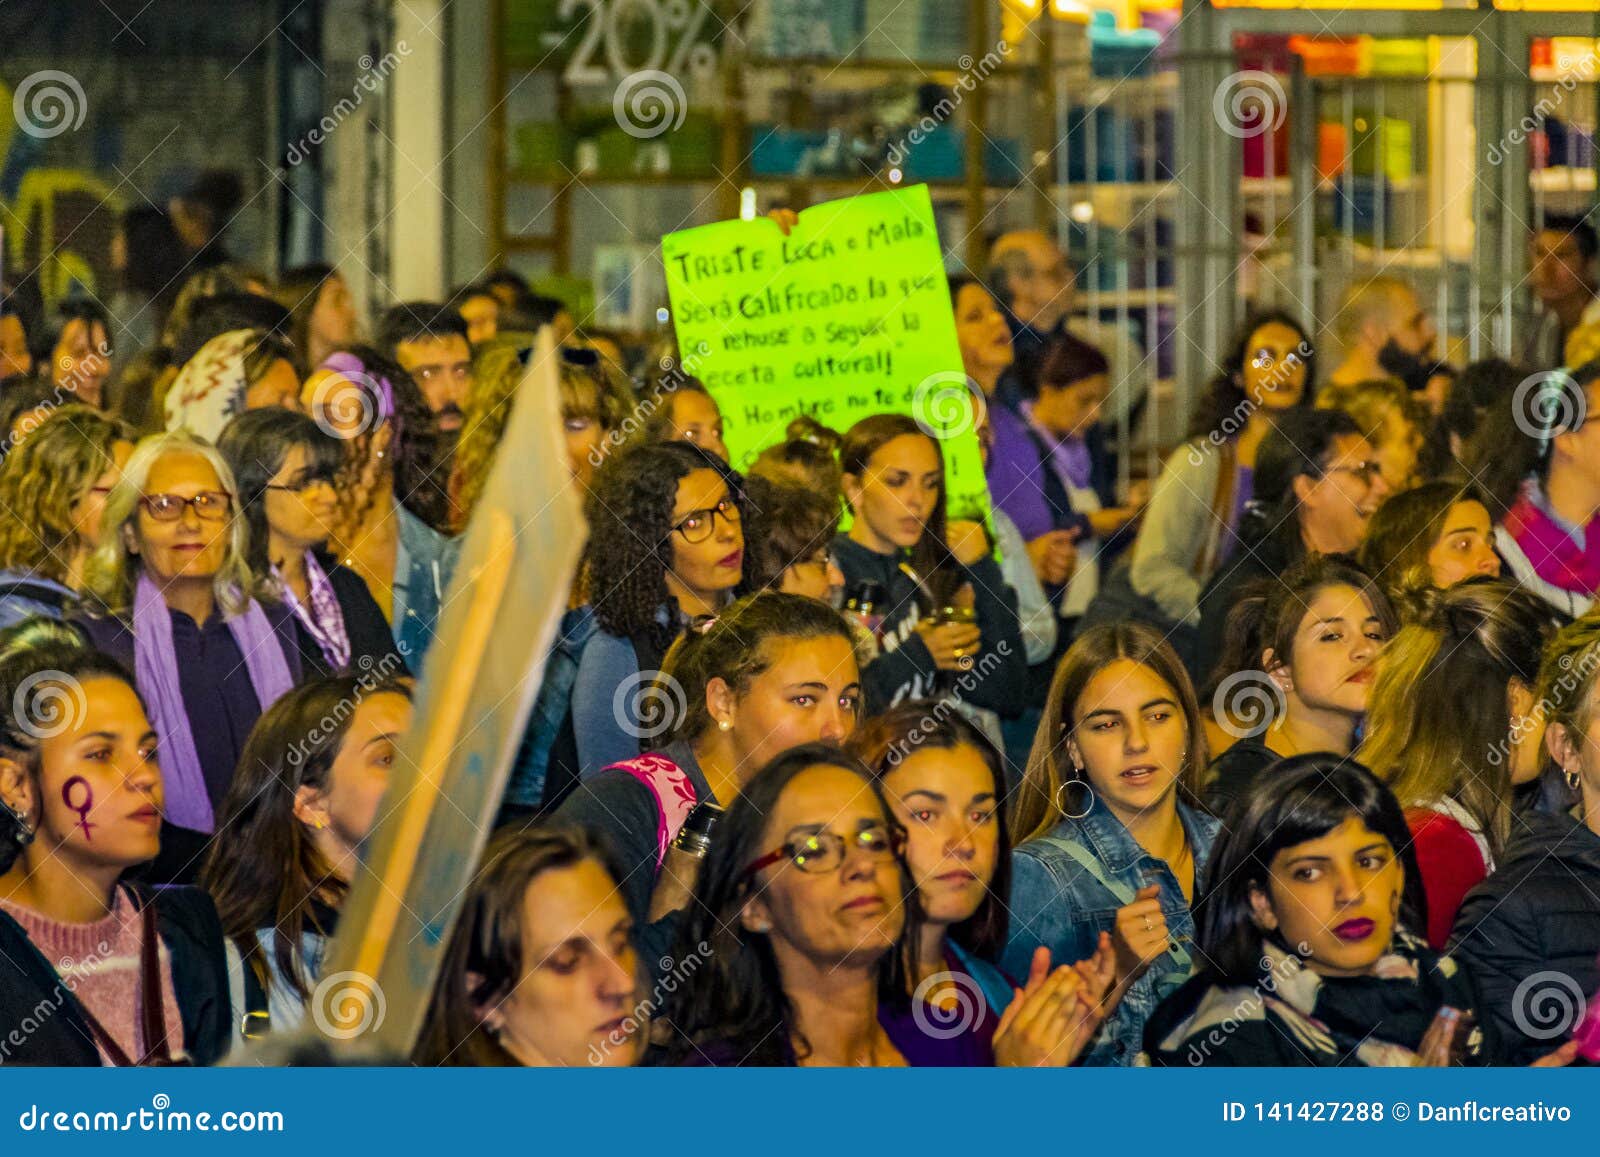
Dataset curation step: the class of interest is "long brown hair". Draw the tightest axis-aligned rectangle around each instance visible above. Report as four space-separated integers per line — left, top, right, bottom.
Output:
199 674 412 1002
1357 579 1555 860
849 702 1012 962
1013 621 1209 844
412 826 625 1066
839 413 956 606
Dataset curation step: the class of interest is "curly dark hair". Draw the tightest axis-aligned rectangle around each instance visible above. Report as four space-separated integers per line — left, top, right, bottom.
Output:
1184 310 1317 443
583 440 746 650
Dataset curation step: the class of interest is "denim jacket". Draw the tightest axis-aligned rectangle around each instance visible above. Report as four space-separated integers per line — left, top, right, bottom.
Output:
1002 794 1219 1065
392 507 460 668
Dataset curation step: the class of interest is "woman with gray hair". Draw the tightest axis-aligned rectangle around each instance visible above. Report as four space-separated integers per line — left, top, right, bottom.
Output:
73 430 308 884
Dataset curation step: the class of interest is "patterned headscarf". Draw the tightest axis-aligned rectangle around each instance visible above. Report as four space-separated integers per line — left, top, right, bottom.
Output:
165 329 257 441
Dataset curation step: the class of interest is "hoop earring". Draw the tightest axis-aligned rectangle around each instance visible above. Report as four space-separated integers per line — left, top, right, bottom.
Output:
0 798 34 848
1056 778 1094 821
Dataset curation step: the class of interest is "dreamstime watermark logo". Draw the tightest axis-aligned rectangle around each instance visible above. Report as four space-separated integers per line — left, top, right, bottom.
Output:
1511 970 1586 1041
13 70 87 139
1511 370 1584 442
911 970 987 1040
283 43 411 168
311 970 387 1040
1182 942 1311 1065
613 669 688 741
911 372 986 441
588 341 712 467
586 940 713 1066
1187 340 1312 466
309 366 385 440
284 650 409 767
885 40 1011 169
13 670 88 740
1487 50 1600 165
1212 669 1285 739
1212 70 1286 140
880 643 1013 769
613 70 686 140
1 939 114 1062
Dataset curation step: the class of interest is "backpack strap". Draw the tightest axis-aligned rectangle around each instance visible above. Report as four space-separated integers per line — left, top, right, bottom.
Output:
608 754 698 870
0 578 71 611
1032 835 1191 972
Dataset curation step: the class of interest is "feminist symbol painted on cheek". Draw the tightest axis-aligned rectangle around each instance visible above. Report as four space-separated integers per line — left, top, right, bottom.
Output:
62 776 94 841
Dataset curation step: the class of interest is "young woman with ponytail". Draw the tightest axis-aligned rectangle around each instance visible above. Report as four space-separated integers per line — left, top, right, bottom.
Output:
1203 555 1396 813
555 591 861 963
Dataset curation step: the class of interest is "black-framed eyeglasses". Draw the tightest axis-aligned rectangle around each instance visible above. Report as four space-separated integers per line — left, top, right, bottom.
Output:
1324 460 1384 487
264 471 338 497
138 491 232 522
742 823 903 878
671 497 741 544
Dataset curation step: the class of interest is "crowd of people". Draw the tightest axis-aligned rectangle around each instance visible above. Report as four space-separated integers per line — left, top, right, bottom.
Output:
1 196 1600 1070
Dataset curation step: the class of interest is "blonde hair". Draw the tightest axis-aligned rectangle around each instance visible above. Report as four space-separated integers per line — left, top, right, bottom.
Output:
81 430 258 617
1316 378 1424 442
1539 609 1600 739
450 341 632 530
1357 580 1552 860
0 406 129 584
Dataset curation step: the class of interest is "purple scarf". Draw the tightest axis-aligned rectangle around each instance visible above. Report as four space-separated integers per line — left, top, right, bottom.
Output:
275 554 351 670
133 572 297 832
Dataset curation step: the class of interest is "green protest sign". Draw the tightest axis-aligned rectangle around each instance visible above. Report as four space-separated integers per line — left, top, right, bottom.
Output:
661 184 990 520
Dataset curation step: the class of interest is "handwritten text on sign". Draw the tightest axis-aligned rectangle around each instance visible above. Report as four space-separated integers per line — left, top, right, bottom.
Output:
661 185 988 518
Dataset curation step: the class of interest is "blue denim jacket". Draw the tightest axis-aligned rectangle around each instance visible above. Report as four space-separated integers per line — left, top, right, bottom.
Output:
503 605 598 809
392 507 460 668
1002 794 1219 1066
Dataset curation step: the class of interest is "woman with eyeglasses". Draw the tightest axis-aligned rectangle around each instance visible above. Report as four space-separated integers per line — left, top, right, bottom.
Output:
0 405 133 627
567 440 748 776
557 592 861 965
300 347 460 667
75 430 307 884
1467 360 1600 618
1005 621 1218 1065
1086 314 1315 667
1193 407 1392 676
217 407 404 676
656 743 972 1066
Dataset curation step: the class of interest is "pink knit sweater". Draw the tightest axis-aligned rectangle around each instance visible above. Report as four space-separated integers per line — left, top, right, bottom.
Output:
0 888 185 1064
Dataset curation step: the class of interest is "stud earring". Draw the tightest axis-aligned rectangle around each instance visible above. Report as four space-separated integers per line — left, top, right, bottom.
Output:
718 719 732 732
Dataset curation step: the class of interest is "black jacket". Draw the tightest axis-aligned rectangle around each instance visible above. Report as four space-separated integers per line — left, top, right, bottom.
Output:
1450 810 1600 1065
831 535 1026 717
0 884 232 1066
292 556 409 678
